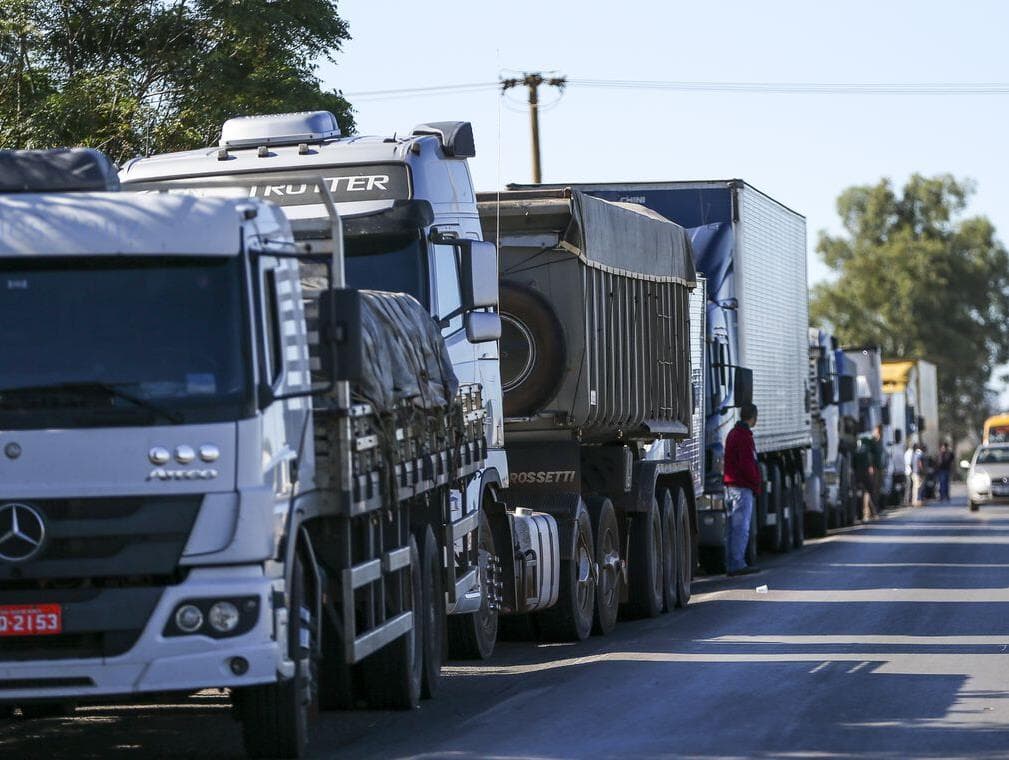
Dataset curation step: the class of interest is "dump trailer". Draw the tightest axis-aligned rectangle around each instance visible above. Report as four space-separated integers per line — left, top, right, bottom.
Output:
806 329 857 535
0 129 489 759
513 180 810 566
478 187 701 635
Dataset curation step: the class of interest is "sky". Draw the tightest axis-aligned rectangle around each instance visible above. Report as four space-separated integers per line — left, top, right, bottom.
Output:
319 0 1009 291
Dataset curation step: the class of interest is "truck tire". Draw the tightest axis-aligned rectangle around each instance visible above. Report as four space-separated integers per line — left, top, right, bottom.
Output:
535 502 595 642
360 535 423 710
586 495 620 636
780 474 795 552
624 497 663 619
447 509 498 660
673 488 692 608
659 489 678 613
417 526 445 699
761 465 786 553
499 281 567 417
236 547 318 759
792 478 805 548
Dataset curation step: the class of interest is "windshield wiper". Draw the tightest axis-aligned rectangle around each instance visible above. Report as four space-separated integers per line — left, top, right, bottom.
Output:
0 381 184 424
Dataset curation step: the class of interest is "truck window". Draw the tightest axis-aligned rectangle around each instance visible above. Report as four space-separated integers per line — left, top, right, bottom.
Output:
344 234 428 305
262 269 284 385
433 244 463 333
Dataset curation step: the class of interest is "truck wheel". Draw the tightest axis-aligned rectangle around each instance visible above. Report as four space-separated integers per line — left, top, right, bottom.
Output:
806 509 827 539
417 526 445 699
447 509 498 660
673 488 692 608
761 465 786 553
499 281 567 417
360 535 423 710
792 480 805 548
236 548 318 759
624 497 663 619
586 495 620 636
780 475 795 552
659 489 678 613
536 502 595 641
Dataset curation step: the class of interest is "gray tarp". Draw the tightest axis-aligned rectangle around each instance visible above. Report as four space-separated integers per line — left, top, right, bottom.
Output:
0 148 120 192
567 191 696 284
354 290 459 412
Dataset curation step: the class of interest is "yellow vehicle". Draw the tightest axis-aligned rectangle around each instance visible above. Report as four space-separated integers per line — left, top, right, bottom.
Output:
983 414 1009 444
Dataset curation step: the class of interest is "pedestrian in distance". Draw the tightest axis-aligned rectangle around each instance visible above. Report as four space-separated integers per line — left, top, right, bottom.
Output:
937 442 954 502
724 403 761 577
911 442 925 507
903 442 915 505
854 433 879 521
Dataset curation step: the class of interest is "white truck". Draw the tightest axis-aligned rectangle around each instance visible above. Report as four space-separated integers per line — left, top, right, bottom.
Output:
882 359 940 502
0 140 489 758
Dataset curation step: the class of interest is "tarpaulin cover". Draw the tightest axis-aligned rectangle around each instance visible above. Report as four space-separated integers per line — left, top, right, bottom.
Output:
0 148 120 193
567 191 696 284
353 289 459 412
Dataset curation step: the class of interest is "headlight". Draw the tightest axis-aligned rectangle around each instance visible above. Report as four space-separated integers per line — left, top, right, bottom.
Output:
969 472 991 491
208 601 241 633
175 604 204 633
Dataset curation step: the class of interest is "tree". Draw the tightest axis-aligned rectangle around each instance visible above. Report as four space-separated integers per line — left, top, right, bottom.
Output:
811 174 1009 444
0 0 355 163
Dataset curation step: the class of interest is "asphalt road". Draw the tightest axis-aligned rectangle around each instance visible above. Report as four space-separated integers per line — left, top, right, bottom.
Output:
6 485 1009 760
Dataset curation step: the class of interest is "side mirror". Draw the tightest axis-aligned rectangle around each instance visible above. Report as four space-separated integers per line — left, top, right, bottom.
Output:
459 240 498 309
819 378 834 407
838 375 855 403
733 367 753 408
894 429 903 444
465 312 501 344
317 288 363 386
960 459 971 469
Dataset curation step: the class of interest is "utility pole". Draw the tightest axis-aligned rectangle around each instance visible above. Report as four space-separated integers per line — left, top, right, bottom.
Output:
501 72 566 184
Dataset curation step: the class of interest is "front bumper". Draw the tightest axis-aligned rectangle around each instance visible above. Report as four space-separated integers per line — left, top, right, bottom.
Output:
0 567 287 703
968 491 1009 506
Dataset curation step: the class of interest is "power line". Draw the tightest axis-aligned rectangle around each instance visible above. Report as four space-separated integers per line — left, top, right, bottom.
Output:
344 78 1009 101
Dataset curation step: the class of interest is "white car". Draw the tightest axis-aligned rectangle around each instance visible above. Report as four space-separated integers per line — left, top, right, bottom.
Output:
961 443 1009 511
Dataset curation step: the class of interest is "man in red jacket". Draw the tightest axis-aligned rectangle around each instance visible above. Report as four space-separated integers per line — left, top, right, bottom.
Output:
724 403 761 576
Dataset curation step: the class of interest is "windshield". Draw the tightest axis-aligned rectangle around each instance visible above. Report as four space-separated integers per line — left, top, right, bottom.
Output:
344 234 428 305
0 256 251 428
977 447 1009 465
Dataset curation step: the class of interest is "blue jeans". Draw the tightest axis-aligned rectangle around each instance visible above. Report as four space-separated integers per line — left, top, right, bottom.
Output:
726 486 754 573
938 470 950 501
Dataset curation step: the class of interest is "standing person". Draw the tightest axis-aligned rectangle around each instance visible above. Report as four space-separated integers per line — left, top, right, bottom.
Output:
854 434 878 521
911 443 925 507
724 403 762 577
903 443 915 505
937 442 954 502
871 424 886 510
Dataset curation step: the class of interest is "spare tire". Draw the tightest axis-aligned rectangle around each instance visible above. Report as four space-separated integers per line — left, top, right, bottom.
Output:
499 281 567 418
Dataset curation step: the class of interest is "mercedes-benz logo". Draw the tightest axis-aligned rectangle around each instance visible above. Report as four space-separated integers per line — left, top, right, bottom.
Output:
0 503 46 562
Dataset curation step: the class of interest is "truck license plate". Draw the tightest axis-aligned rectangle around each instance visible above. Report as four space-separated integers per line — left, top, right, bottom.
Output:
0 604 62 636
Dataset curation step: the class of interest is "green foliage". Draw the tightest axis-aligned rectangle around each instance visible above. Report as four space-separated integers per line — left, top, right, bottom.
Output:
0 0 354 162
811 174 1009 443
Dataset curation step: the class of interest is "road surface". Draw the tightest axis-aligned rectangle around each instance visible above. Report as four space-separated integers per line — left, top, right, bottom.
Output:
5 487 1009 759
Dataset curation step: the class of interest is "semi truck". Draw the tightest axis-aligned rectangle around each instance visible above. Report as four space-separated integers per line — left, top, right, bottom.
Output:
805 329 858 535
107 111 705 745
477 188 703 635
514 179 810 568
1 134 490 758
883 359 940 502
